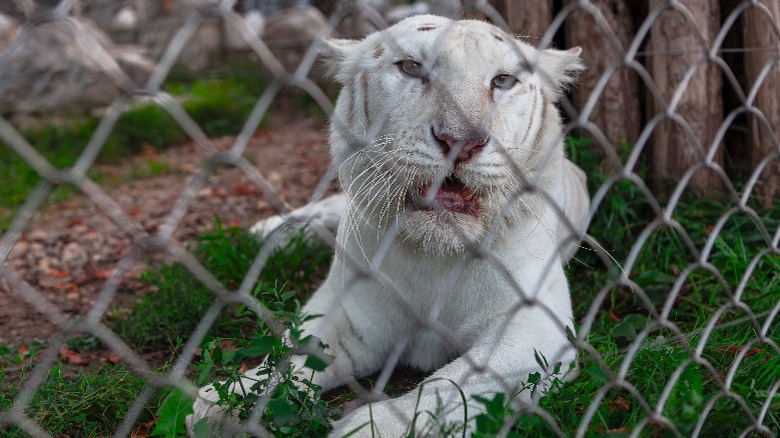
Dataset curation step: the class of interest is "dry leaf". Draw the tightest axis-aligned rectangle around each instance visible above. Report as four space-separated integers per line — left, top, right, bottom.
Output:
106 351 122 364
49 268 70 279
608 396 630 412
59 346 85 365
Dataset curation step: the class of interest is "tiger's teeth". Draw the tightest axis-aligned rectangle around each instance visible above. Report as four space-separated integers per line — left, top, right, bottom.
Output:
412 178 480 216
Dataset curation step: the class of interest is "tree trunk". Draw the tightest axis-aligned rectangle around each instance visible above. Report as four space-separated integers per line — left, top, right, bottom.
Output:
488 0 553 42
743 0 780 206
648 0 724 196
564 0 641 149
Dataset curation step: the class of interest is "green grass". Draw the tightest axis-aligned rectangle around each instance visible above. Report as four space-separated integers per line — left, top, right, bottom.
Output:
111 221 332 353
536 138 780 436
0 345 155 437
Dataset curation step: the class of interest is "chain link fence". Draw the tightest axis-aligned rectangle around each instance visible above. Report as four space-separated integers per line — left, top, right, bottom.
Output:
1 0 779 436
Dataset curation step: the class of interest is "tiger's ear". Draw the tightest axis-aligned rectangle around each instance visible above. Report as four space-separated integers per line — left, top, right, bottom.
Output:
537 46 585 96
320 38 362 84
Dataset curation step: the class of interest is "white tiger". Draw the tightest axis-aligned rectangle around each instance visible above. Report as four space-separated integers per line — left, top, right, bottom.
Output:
188 14 589 437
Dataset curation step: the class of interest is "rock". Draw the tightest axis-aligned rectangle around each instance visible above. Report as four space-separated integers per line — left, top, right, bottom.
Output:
27 229 49 242
111 6 138 30
0 13 20 52
225 9 265 51
179 17 222 71
0 1 35 20
262 5 327 72
9 240 28 259
0 13 156 114
62 241 88 269
179 0 236 12
114 45 156 86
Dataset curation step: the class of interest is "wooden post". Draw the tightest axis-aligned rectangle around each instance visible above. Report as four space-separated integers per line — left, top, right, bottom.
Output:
743 0 780 206
564 0 641 149
488 0 553 41
648 0 724 196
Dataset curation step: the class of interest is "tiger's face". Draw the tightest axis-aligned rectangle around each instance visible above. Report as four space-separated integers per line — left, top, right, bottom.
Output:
324 15 583 255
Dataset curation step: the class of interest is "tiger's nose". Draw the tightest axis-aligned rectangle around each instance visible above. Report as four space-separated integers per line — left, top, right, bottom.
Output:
432 127 489 164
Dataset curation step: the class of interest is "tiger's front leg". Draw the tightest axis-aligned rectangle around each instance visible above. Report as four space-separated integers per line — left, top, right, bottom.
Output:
186 278 391 435
330 307 577 437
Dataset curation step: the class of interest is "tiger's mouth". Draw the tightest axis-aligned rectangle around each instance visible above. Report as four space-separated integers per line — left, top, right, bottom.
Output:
412 176 480 217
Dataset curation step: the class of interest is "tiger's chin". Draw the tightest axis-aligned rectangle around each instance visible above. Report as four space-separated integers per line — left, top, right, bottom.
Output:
392 175 492 255
399 209 487 256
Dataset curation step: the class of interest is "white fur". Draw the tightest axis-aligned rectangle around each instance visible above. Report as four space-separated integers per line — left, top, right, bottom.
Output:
188 15 590 437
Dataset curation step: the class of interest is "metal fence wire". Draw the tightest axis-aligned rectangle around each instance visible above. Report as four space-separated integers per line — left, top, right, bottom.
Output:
1 0 779 436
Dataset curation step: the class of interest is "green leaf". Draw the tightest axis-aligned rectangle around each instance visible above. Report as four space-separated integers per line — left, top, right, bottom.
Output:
611 314 650 342
243 336 276 357
269 397 298 425
193 417 212 438
583 366 610 385
221 349 236 365
304 354 328 372
533 350 548 370
151 388 194 438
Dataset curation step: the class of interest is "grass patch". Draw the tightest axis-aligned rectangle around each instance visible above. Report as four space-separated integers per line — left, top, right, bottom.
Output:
111 221 332 353
0 345 155 437
539 138 780 436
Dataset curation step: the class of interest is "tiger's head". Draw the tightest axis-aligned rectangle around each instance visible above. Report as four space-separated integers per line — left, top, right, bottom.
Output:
323 15 583 255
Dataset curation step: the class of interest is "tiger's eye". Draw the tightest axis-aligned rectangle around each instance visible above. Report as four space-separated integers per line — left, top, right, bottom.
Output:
397 60 427 79
491 74 518 90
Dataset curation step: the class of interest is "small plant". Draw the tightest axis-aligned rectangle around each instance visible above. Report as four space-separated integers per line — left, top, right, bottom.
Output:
189 283 334 436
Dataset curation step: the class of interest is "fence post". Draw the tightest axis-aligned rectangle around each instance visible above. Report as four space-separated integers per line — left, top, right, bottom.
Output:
488 0 552 41
648 0 725 196
564 0 641 149
743 0 780 206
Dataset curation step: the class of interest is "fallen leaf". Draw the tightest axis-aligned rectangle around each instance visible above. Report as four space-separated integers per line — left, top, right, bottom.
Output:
142 144 158 160
233 184 261 196
93 269 114 280
54 282 78 293
49 268 70 279
130 419 155 438
106 351 122 364
59 346 85 365
608 396 630 412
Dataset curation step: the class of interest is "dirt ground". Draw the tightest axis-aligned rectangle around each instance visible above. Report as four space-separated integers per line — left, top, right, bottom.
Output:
0 117 335 351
